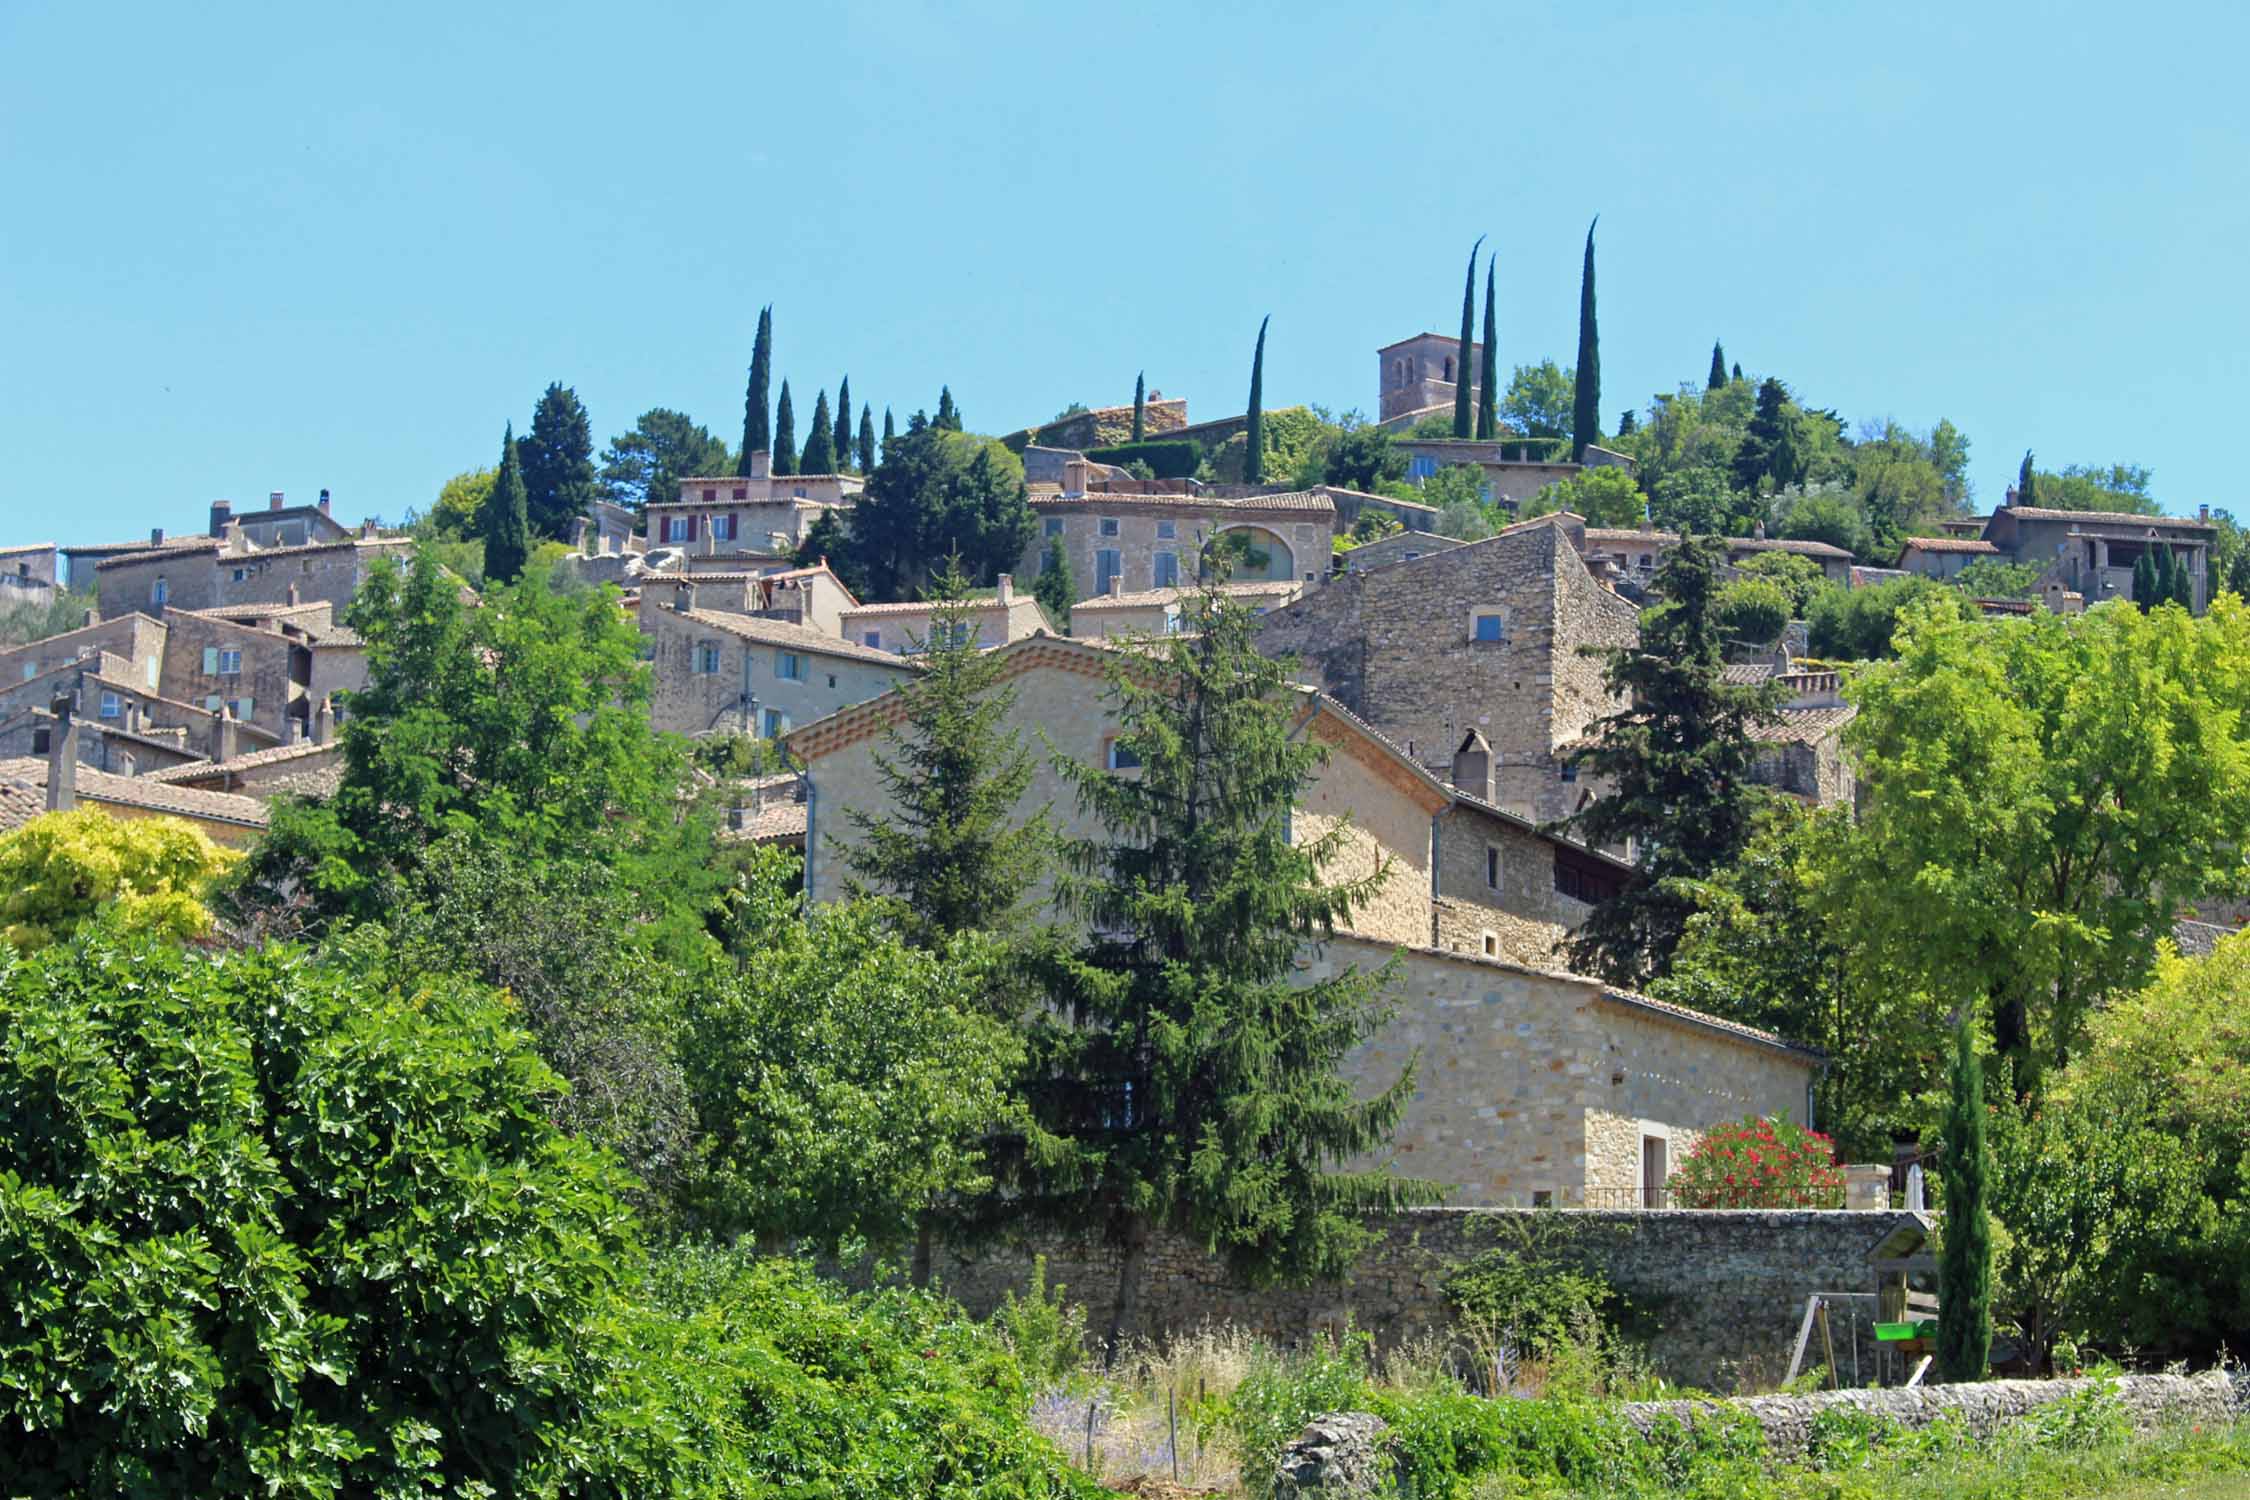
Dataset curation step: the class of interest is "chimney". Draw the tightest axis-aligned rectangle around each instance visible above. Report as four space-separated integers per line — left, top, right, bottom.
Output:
678 582 698 614
317 488 332 516
2201 504 2211 523
749 449 772 480
286 582 300 606
1062 455 1091 497
216 703 239 763
1450 728 1495 804
359 520 378 539
150 527 165 545
210 498 233 535
996 572 1013 605
1108 574 1124 598
315 696 336 746
45 692 77 811
2004 485 2018 509
269 491 286 511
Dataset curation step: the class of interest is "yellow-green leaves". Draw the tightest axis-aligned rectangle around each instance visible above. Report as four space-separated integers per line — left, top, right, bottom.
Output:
0 807 238 952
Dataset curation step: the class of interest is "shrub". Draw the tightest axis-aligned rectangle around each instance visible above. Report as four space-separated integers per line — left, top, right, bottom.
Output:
1210 1331 1376 1499
1087 440 1200 479
1717 577 1792 647
0 808 239 951
996 1255 1092 1390
1668 1113 1846 1208
1444 1246 1618 1359
1737 550 1828 616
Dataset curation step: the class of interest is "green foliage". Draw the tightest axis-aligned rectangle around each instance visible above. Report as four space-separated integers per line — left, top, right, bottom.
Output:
1524 464 1645 526
1131 370 1146 442
479 421 531 584
1716 577 1791 647
835 374 854 471
1024 574 1437 1352
857 404 876 472
1806 575 1970 659
1954 557 2045 598
935 385 963 432
1215 1332 1378 1497
1559 535 1786 986
1938 1015 1994 1382
1444 1244 1621 1358
519 381 598 541
599 407 730 516
2027 460 2161 516
1574 217 1600 461
427 465 494 537
1668 1113 1845 1208
829 424 1036 600
1479 255 1499 441
1737 550 1828 616
1087 439 1200 479
1650 463 1763 537
1709 340 1729 391
1243 315 1269 483
994 1257 1092 1390
1502 358 1576 442
772 379 797 474
1034 538 1074 632
1455 237 1482 438
0 808 238 951
1773 482 1873 556
741 303 772 465
799 386 837 473
1734 378 1813 495
0 587 95 649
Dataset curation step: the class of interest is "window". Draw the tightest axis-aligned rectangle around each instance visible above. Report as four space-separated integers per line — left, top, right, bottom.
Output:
1485 845 1501 890
205 695 224 712
1641 1135 1669 1209
146 657 158 688
1095 548 1122 595
863 630 882 650
230 567 248 582
1443 356 1454 382
694 641 722 674
701 487 717 502
231 697 254 720
1156 519 1177 540
664 517 690 543
98 691 121 718
713 515 739 542
1482 933 1497 957
792 485 807 498
19 662 31 680
1531 1190 1554 1209
1153 551 1179 588
151 577 168 606
731 486 747 500
1473 613 1505 643
1098 517 1120 538
218 648 241 675
1104 736 1141 771
776 652 806 681
1407 455 1437 481
760 708 791 737
1044 518 1064 538
1559 763 1578 783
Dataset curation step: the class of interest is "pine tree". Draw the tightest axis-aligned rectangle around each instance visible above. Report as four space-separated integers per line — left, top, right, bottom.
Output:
1733 378 1802 496
741 305 772 469
1559 534 1786 985
834 376 853 471
857 408 876 474
1477 254 1499 441
1131 372 1146 443
480 423 531 585
799 390 836 474
1454 236 1483 439
1708 340 1728 392
519 383 598 542
935 387 962 432
772 382 798 475
1242 316 1269 484
1024 568 1436 1358
1033 538 1074 633
2017 450 2039 507
1937 1015 1993 1383
1573 217 1601 463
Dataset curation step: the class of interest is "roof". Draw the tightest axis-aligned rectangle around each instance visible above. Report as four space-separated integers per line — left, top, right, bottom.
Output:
0 756 270 829
1900 535 2001 555
1377 331 1486 353
1316 485 1441 518
676 608 919 670
1029 489 1337 517
63 536 216 559
1581 528 1856 561
94 533 410 571
2172 919 2236 958
0 542 55 557
839 595 1037 619
0 776 45 833
1073 581 1304 612
1722 663 1778 684
1444 785 1637 876
730 800 807 844
2001 506 2215 533
1747 705 1859 743
1597 985 1824 1062
145 739 340 784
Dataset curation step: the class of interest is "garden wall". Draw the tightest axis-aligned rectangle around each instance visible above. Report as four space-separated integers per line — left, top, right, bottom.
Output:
930 1208 1923 1391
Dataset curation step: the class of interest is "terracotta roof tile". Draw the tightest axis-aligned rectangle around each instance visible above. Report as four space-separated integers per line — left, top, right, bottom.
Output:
145 740 340 783
1900 536 2001 554
678 608 920 670
1747 705 1858 743
0 756 270 828
2003 506 2214 532
0 776 46 834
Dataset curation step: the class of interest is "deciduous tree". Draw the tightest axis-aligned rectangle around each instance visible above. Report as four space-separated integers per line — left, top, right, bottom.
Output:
0 808 237 950
826 425 1037 599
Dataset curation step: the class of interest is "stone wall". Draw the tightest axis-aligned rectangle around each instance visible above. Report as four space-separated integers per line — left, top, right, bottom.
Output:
643 604 912 739
1430 800 1593 961
0 613 167 687
213 540 411 614
1025 500 1334 603
157 611 304 742
928 1208 1919 1391
99 550 217 619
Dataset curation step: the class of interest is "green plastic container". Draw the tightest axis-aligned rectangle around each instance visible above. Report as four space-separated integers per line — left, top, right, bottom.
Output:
1874 1320 1937 1341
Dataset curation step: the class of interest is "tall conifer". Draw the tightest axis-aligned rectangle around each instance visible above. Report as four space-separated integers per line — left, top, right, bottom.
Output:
772 382 798 475
1573 217 1601 462
883 407 896 452
1454 237 1483 438
1731 361 1742 382
935 387 962 432
1243 316 1269 484
2017 450 2039 507
834 376 853 470
481 423 531 585
858 408 877 474
1937 1015 1994 1383
1132 372 1146 443
1477 255 1499 440
2133 552 2157 610
1708 341 1728 391
799 390 837 474
741 305 772 469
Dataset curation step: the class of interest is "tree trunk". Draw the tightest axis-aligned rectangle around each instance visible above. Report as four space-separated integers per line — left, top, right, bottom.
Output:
910 1217 934 1289
1102 1216 1152 1371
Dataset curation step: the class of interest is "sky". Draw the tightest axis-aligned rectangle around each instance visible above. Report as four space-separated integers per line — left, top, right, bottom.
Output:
4 0 2247 543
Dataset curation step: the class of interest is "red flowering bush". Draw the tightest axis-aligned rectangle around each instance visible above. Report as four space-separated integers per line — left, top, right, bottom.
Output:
1667 1112 1846 1208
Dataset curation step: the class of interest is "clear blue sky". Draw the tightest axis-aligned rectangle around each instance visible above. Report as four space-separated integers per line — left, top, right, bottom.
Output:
5 1 2246 543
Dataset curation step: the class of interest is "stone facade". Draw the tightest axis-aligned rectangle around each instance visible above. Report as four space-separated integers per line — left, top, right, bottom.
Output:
1897 535 2000 581
157 610 307 743
1378 332 1484 424
925 1208 1911 1391
639 599 915 740
1983 502 2214 611
1337 530 1462 575
1427 793 1617 969
648 454 861 552
838 576 1054 655
206 494 350 550
94 535 412 623
1394 439 1585 508
1024 491 1336 603
0 544 58 608
1067 580 1305 639
0 614 168 690
1254 514 1639 824
637 565 861 637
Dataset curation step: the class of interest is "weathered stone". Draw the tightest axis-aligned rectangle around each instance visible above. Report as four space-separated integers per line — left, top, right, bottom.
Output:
1273 1412 1393 1499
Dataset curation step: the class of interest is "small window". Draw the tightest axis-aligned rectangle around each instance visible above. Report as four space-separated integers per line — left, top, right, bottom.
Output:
1532 1190 1554 1209
1095 549 1122 595
152 577 169 606
701 487 717 502
31 727 48 754
1473 614 1505 643
231 567 248 582
664 517 690 543
1104 736 1141 771
1560 763 1578 783
98 691 121 718
776 652 806 681
1044 518 1064 538
1482 932 1498 957
863 630 882 650
731 486 747 501
712 515 739 542
792 485 807 498
1485 846 1500 890
1098 517 1120 538
205 695 223 712
232 697 253 719
695 642 722 674
218 649 242 675
1156 519 1177 540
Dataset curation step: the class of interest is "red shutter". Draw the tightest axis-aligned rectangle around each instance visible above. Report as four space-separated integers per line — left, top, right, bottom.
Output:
685 515 700 541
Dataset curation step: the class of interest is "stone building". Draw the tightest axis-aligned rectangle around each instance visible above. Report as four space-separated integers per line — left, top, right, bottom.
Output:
1066 579 1305 639
644 452 862 552
637 564 861 638
155 602 360 747
144 739 345 801
1392 438 1637 512
1023 476 1336 602
205 492 351 550
838 575 1055 655
1977 499 2215 610
1377 331 1485 424
1895 534 1998 581
638 592 916 740
1338 530 1464 574
0 703 204 776
1582 527 1857 587
93 529 411 622
0 543 58 608
1253 512 1639 824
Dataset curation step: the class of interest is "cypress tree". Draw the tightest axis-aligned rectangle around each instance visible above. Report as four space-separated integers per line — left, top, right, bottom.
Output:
1708 340 1728 392
480 423 531 585
857 408 876 474
772 382 798 475
2017 450 2038 507
2132 552 2157 610
1477 254 1499 440
1132 372 1146 443
1454 236 1484 438
741 305 772 469
1573 217 1601 463
883 406 896 452
799 390 837 474
1033 538 1074 634
1937 1015 1994 1383
834 376 853 471
935 387 962 432
1242 316 1269 484
1731 361 1743 382
1022 569 1437 1358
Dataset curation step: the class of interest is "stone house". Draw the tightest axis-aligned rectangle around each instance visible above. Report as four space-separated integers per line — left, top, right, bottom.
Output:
1980 501 2214 610
1378 331 1485 424
1721 665 1859 806
644 452 862 552
0 704 204 776
0 543 58 608
1024 480 1336 601
1253 512 1639 824
0 617 279 768
94 529 411 622
1339 530 1464 575
1320 486 1442 537
1582 527 1857 587
205 492 351 550
1066 580 1305 639
637 564 861 637
838 575 1055 655
0 613 170 691
1896 534 1999 581
156 603 361 746
639 595 916 740
144 739 345 800
1392 437 1613 511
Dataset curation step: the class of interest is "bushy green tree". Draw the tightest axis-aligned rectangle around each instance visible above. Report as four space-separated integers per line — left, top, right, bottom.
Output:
1806 575 1969 659
479 422 531 585
1937 1015 1993 1383
828 424 1037 600
799 388 837 473
1521 464 1644 526
427 466 494 536
1024 574 1436 1356
1320 422 1409 493
519 382 599 541
1736 550 1828 616
1557 535 1785 985
0 808 238 951
1773 484 1871 557
1573 217 1600 461
2133 549 2158 609
1501 359 1575 442
1716 577 1790 647
598 407 730 516
1244 315 1269 483
1733 378 1807 495
1953 557 2045 598
1454 237 1482 438
741 304 772 464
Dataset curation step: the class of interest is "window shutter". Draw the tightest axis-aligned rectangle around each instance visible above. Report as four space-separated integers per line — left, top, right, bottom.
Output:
686 515 700 541
203 647 218 673
237 698 252 719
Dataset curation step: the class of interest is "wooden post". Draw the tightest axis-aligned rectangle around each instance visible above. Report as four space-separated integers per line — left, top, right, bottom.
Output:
1784 1295 1821 1385
1819 1301 1839 1390
1169 1387 1179 1482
